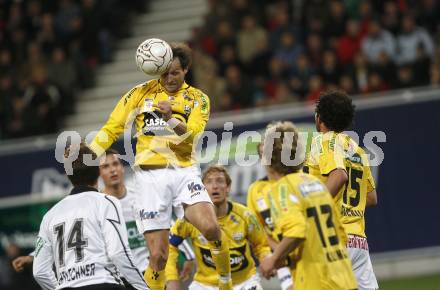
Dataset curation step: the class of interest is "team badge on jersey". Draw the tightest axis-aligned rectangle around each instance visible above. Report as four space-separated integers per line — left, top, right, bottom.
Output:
184 105 191 115
229 214 239 225
256 198 268 210
143 99 153 112
232 232 244 242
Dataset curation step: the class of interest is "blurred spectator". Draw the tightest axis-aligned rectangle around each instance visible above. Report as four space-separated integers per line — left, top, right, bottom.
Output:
350 52 370 93
336 19 363 65
22 66 61 135
373 52 397 86
215 20 237 55
290 54 315 98
218 45 242 76
237 15 267 65
366 72 389 93
306 33 324 68
395 66 416 89
418 0 439 34
396 14 434 65
224 64 254 108
319 50 341 86
306 75 324 103
325 0 348 39
268 6 301 50
48 47 77 114
339 74 356 95
362 19 396 64
381 1 401 35
274 31 304 70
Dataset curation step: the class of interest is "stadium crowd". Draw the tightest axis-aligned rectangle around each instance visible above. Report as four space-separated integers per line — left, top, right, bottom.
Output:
0 0 147 140
189 0 440 112
2 0 440 139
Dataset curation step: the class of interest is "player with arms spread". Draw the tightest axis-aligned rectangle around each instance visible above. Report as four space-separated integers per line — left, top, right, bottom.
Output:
304 90 379 290
33 143 149 290
90 43 232 290
166 166 271 290
259 121 357 290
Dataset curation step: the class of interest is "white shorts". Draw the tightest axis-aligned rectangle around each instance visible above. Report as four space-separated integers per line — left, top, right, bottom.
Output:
347 235 379 290
188 274 263 290
276 267 293 290
134 165 212 232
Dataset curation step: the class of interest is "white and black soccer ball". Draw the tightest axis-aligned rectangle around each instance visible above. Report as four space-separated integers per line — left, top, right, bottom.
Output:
135 38 173 76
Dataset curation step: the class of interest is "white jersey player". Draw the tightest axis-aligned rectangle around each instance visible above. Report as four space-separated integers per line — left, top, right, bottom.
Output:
33 143 149 290
99 149 195 274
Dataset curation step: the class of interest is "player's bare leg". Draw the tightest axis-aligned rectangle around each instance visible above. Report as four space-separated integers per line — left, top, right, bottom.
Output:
184 202 232 290
143 229 169 290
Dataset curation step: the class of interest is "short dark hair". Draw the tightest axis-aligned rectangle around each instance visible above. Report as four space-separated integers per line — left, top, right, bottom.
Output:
170 42 192 70
315 90 355 132
65 143 100 187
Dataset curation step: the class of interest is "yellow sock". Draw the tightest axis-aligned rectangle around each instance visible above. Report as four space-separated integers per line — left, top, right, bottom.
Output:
208 233 232 290
144 266 165 290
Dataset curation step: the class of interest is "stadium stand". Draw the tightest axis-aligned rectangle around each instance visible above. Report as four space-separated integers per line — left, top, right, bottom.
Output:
189 0 440 110
0 0 148 140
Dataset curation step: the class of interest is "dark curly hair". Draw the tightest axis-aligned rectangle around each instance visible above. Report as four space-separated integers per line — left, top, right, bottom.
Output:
170 42 192 70
315 90 355 132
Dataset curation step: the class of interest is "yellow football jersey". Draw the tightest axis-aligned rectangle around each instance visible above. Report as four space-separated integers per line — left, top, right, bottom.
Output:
165 201 271 286
246 177 277 235
305 132 376 237
269 173 357 290
90 80 210 167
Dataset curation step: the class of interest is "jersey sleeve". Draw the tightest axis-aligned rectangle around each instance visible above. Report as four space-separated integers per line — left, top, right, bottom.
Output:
33 217 57 290
246 183 261 223
101 195 148 290
185 92 210 142
278 191 307 239
364 160 376 193
245 210 271 261
90 86 143 156
318 134 346 175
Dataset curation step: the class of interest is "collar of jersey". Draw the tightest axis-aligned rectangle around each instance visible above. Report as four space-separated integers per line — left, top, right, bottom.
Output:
70 185 99 195
218 201 233 219
159 80 190 95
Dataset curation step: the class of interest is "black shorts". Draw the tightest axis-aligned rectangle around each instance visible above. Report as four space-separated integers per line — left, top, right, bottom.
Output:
61 283 126 290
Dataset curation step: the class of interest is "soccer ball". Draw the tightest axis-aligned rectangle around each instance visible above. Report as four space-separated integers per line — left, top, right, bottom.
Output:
135 38 173 76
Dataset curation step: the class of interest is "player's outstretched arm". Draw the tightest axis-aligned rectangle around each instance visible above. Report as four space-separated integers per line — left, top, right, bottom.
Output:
90 86 142 156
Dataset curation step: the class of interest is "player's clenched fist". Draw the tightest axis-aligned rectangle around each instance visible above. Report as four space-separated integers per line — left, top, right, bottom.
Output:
259 256 276 279
12 255 33 272
154 101 172 121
